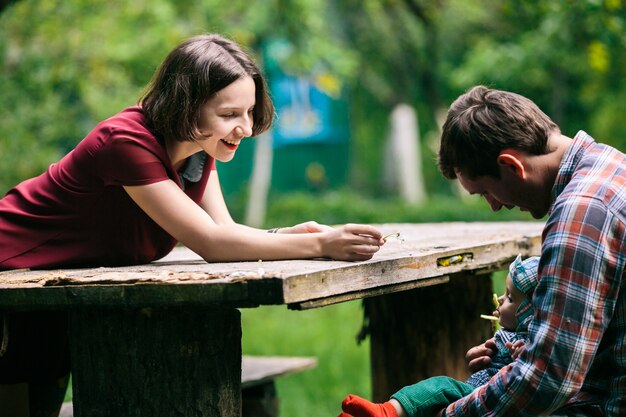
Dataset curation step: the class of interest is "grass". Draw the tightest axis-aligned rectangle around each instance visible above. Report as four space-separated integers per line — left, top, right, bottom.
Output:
242 301 371 416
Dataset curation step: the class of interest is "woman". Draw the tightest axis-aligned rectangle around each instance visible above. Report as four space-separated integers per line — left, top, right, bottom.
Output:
0 33 384 417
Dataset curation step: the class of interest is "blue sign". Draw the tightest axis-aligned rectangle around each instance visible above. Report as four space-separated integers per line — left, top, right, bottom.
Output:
271 75 345 147
264 40 349 148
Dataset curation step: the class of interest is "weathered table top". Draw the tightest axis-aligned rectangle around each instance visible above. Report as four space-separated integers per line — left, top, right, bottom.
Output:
0 222 543 311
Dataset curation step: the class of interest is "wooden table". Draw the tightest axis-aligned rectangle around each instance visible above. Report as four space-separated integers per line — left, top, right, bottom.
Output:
0 222 543 416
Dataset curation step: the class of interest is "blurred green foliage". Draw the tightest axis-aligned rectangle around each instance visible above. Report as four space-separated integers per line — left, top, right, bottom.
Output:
260 189 530 228
0 0 357 192
1 0 625 198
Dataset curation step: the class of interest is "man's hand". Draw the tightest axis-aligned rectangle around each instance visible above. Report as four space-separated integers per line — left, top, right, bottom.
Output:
466 338 497 373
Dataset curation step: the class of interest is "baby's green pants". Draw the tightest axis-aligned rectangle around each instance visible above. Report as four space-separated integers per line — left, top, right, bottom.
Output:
391 376 475 417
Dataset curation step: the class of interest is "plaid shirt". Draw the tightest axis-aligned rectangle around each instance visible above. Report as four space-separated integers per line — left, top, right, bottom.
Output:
446 131 626 417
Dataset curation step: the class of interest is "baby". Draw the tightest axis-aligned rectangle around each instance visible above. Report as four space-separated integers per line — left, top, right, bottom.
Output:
339 254 540 417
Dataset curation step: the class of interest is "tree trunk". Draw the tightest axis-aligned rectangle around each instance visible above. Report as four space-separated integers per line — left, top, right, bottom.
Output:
70 307 242 417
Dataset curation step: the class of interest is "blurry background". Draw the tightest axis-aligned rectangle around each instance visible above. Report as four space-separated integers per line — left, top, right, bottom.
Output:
1 0 624 415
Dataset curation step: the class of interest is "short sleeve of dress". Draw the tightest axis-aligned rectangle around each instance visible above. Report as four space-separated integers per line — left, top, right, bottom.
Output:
97 135 171 187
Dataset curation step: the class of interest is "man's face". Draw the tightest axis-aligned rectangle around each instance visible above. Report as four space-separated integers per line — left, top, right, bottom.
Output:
456 169 549 219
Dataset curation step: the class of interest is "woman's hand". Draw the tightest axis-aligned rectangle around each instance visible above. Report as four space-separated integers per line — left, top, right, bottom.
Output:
466 338 497 373
276 221 334 234
318 223 384 261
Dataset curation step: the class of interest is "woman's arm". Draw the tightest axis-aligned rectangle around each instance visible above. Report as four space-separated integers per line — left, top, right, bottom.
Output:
198 170 238 226
124 178 383 262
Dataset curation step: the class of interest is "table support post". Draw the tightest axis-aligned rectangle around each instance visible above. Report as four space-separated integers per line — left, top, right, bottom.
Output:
366 273 493 402
69 307 242 417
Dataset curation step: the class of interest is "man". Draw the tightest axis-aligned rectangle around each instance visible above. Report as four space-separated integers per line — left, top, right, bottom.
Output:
437 85 625 416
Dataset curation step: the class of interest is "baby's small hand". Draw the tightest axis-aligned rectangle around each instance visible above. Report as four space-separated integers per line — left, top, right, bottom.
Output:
505 340 526 360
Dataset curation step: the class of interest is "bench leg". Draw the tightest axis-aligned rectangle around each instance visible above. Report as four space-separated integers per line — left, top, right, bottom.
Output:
365 272 493 402
69 307 242 417
242 382 279 417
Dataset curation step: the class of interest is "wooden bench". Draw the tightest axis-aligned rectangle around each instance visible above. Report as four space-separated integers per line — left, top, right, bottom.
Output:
59 355 317 417
241 355 317 417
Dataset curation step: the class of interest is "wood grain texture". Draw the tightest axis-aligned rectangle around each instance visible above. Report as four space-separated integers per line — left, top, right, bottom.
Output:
70 307 242 417
241 356 317 389
0 222 543 310
367 272 494 401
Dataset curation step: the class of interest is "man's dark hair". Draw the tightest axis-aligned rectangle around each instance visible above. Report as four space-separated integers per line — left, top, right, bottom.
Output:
438 85 559 179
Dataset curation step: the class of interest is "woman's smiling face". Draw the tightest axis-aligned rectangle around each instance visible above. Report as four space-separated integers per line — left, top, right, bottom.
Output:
195 76 256 162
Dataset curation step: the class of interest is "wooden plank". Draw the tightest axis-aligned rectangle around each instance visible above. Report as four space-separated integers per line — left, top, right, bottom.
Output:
0 281 269 311
289 275 450 310
59 402 72 417
279 222 542 304
0 222 543 309
241 356 317 389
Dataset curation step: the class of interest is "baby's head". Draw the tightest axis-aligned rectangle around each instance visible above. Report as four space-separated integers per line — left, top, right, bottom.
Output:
495 254 540 333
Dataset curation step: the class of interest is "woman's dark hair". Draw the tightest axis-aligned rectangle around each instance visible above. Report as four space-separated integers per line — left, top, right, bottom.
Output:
141 34 274 143
438 85 560 179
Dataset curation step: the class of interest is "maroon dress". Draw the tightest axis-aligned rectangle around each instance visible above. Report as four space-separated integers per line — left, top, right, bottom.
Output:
0 106 213 270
